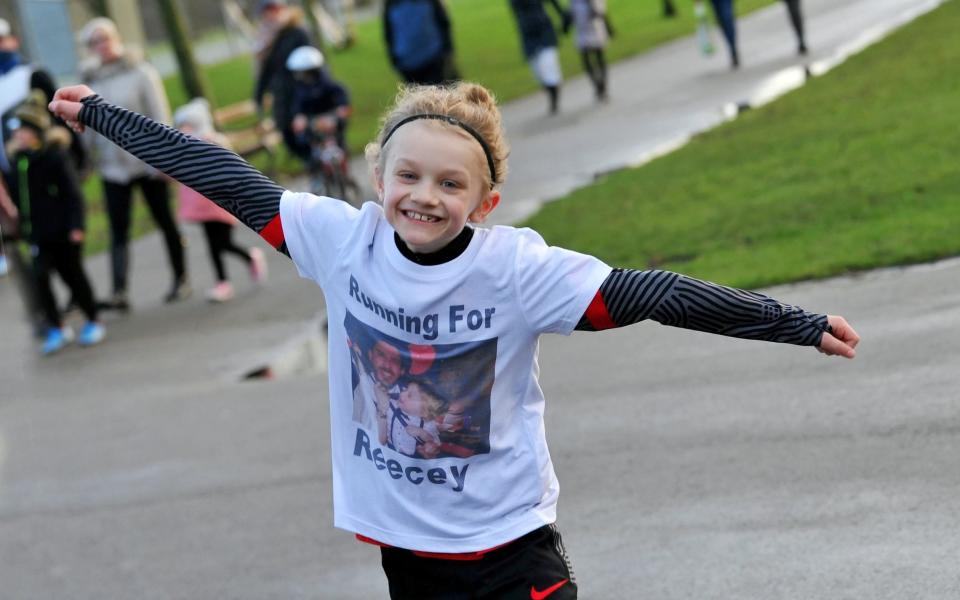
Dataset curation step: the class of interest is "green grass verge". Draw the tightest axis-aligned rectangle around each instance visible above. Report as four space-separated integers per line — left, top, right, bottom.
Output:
521 0 960 289
83 0 777 255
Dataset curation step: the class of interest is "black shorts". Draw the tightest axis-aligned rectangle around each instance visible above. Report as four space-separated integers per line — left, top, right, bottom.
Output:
380 524 577 600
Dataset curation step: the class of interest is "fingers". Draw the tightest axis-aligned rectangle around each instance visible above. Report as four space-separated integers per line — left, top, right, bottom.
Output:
817 333 855 358
49 85 96 133
817 315 860 359
52 84 95 103
828 315 860 349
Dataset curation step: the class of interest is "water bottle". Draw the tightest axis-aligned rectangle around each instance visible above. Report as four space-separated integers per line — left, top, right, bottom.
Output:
694 1 715 56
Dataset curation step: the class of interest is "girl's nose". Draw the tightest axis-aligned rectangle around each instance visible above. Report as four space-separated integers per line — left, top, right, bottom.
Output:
410 182 439 205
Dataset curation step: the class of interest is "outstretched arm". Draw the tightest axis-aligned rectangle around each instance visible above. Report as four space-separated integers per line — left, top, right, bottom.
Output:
576 268 859 358
50 86 289 256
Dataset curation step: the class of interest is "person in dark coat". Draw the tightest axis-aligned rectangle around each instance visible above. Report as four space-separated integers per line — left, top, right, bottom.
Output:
382 0 458 85
1 18 86 332
3 91 104 354
253 0 313 156
508 0 571 114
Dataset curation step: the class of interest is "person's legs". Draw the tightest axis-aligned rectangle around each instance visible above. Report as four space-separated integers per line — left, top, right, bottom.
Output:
219 226 254 265
32 244 77 352
783 0 807 54
579 49 599 89
53 243 99 323
103 179 133 302
201 221 237 302
201 221 229 282
530 46 563 115
579 49 608 100
591 49 608 100
709 0 739 67
49 242 105 346
137 176 190 301
31 244 63 329
380 525 577 600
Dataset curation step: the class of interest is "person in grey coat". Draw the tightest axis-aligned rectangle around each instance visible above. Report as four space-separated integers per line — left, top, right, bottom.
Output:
80 18 189 309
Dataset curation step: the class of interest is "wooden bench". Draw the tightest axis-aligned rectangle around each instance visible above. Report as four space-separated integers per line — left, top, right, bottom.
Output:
212 99 283 173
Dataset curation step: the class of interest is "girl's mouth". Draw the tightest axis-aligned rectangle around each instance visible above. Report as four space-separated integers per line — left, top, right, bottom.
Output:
403 210 440 223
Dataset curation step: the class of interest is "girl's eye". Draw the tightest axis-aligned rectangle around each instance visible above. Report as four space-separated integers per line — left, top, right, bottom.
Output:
398 172 417 181
441 179 461 189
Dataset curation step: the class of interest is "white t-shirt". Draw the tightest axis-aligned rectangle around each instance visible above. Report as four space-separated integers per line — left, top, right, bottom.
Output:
280 191 611 553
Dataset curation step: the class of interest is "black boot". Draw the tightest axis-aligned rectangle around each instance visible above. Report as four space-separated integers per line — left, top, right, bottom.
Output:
546 85 560 115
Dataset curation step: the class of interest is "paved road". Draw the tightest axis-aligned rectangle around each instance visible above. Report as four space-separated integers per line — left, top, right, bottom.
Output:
2 1 957 598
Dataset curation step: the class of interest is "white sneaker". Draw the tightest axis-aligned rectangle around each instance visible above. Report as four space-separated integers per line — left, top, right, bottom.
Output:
206 281 234 303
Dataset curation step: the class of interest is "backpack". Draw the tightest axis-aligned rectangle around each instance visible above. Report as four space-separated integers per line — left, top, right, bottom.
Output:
387 0 444 71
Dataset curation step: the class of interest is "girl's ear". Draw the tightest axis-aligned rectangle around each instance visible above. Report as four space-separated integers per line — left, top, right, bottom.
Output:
468 190 501 224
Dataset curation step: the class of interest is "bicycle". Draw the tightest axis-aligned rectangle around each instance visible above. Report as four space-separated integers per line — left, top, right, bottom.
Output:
300 113 360 206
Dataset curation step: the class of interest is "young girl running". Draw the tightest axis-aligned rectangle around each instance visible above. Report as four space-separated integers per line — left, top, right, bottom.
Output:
568 0 612 101
50 81 858 599
172 98 267 302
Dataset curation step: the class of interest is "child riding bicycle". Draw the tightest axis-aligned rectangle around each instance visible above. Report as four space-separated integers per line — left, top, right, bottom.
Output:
285 45 357 202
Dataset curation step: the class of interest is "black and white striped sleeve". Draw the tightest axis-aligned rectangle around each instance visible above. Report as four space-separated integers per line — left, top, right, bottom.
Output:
575 268 829 347
78 94 289 255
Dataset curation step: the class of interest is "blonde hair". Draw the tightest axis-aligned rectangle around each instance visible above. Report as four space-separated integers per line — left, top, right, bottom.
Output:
365 82 510 190
406 380 447 420
79 17 121 47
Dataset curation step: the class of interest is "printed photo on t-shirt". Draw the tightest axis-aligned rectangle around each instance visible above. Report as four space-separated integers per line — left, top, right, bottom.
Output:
345 310 495 460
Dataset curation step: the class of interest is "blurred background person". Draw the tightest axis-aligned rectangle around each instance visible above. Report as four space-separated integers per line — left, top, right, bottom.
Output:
286 45 351 163
253 0 312 158
567 0 613 102
382 0 458 85
3 91 105 354
784 0 808 55
508 0 571 115
708 0 739 68
80 17 189 310
1 16 85 333
1 17 86 178
173 99 268 303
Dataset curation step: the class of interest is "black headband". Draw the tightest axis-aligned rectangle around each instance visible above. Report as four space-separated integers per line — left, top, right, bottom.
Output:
381 113 498 186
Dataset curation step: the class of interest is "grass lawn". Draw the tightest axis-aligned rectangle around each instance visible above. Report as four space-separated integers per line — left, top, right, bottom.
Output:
522 0 960 289
83 0 777 255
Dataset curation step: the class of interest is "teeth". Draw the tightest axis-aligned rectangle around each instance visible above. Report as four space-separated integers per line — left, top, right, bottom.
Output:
404 210 439 223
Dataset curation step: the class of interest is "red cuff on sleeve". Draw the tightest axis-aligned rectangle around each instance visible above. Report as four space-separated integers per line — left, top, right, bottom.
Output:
258 213 285 249
585 290 617 330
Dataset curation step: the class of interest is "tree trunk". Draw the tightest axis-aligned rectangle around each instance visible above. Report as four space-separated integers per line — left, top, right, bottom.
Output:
299 0 327 51
155 0 211 101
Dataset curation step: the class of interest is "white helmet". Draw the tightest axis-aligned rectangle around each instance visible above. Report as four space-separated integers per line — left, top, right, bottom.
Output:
286 46 325 72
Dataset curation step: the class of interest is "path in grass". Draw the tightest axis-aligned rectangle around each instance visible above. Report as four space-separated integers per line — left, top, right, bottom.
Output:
523 0 960 289
84 0 776 256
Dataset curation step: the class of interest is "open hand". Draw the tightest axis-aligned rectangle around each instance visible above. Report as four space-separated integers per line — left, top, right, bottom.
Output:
817 315 860 359
48 85 96 133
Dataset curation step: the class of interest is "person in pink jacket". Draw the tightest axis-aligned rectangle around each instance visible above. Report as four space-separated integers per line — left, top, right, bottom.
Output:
173 99 267 302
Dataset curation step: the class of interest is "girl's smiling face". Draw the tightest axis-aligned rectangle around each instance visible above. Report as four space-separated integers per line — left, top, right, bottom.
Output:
376 121 499 255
